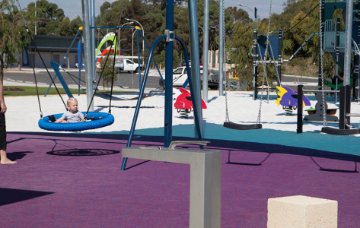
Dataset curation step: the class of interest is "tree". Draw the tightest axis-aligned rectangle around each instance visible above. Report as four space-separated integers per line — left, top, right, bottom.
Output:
0 0 32 76
224 7 254 88
24 0 80 36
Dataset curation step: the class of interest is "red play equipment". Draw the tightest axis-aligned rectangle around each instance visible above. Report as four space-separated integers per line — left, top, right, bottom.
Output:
174 88 207 113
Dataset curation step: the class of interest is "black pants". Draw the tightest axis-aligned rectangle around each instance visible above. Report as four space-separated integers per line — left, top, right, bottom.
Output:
0 112 6 150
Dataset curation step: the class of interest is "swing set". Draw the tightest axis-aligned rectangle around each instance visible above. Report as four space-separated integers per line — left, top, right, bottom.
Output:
223 0 281 130
33 35 121 132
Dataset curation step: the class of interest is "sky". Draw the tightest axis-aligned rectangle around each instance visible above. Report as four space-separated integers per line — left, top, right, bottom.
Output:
18 0 286 20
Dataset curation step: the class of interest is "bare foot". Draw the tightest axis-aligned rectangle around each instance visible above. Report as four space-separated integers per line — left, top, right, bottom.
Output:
1 159 17 164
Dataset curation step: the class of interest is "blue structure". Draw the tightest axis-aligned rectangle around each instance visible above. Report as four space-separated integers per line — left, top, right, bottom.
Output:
50 61 73 98
323 0 360 51
121 0 204 170
45 28 84 96
257 35 281 60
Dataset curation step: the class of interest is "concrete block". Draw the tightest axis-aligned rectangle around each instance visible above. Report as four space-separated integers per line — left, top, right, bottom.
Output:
267 195 338 228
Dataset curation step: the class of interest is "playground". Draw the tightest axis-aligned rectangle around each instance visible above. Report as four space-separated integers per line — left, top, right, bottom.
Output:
1 87 360 227
1 0 360 227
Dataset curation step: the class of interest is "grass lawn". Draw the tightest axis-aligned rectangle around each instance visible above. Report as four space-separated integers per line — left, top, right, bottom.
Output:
4 86 85 96
4 85 135 96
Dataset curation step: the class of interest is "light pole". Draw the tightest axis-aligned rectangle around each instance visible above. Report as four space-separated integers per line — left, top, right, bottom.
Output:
239 4 258 99
125 18 144 65
119 21 134 55
34 1 37 35
238 4 257 29
131 27 142 89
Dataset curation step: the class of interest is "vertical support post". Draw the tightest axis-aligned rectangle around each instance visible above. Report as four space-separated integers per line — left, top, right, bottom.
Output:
77 40 82 96
343 0 354 86
253 29 258 100
136 29 142 89
277 30 283 83
188 0 204 139
202 0 209 103
335 17 340 103
339 86 346 129
90 0 96 107
121 148 221 228
189 151 221 228
345 85 351 129
297 85 303 134
83 0 94 111
164 0 175 147
318 0 324 89
218 0 224 96
354 54 360 100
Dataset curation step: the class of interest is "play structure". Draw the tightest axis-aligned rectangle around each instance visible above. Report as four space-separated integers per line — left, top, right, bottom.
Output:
252 30 283 100
38 111 114 131
296 0 360 135
45 27 86 97
275 85 311 114
118 0 205 170
35 22 152 132
32 35 118 132
321 0 360 101
174 88 207 116
223 81 263 130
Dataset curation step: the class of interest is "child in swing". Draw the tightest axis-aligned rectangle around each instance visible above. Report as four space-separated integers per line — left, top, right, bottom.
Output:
55 97 85 123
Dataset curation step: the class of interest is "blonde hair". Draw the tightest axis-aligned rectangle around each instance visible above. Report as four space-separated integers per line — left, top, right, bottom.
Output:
67 97 78 106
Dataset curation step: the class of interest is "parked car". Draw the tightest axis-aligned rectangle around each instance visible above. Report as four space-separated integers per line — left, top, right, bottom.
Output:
114 58 143 73
159 66 202 87
96 57 142 73
159 66 219 89
74 63 85 68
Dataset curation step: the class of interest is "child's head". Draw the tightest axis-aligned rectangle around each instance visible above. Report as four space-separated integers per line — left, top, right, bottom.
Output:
67 97 79 113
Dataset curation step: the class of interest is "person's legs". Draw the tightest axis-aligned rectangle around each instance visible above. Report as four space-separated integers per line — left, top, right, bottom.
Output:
0 113 16 164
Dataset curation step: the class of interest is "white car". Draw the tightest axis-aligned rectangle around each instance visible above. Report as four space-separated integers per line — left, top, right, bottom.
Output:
74 63 85 68
161 66 204 87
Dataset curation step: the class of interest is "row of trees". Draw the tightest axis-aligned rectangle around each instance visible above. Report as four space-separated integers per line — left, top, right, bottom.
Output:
1 0 329 88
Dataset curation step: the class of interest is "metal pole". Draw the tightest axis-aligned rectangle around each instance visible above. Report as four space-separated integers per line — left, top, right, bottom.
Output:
318 0 324 89
335 17 340 103
278 30 283 83
297 85 303 133
202 0 209 103
90 0 96 108
253 29 258 100
188 0 204 139
219 0 224 96
82 0 94 110
164 0 174 147
125 18 145 66
34 1 37 35
136 29 142 89
131 29 135 88
344 0 353 86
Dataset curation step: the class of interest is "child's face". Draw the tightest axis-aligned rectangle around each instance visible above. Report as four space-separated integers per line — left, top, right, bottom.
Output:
67 100 79 113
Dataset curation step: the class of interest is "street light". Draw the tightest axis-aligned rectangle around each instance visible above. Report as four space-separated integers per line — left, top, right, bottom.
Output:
119 21 134 55
239 4 258 100
125 18 145 65
238 4 258 29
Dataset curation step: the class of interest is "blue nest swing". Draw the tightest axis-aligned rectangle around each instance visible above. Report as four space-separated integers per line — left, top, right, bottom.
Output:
38 112 114 132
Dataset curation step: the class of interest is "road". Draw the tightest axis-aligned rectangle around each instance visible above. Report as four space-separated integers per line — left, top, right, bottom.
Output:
4 68 162 90
4 68 321 91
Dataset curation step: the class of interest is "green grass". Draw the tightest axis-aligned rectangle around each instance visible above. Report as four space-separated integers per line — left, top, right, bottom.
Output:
4 85 136 96
4 86 85 96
